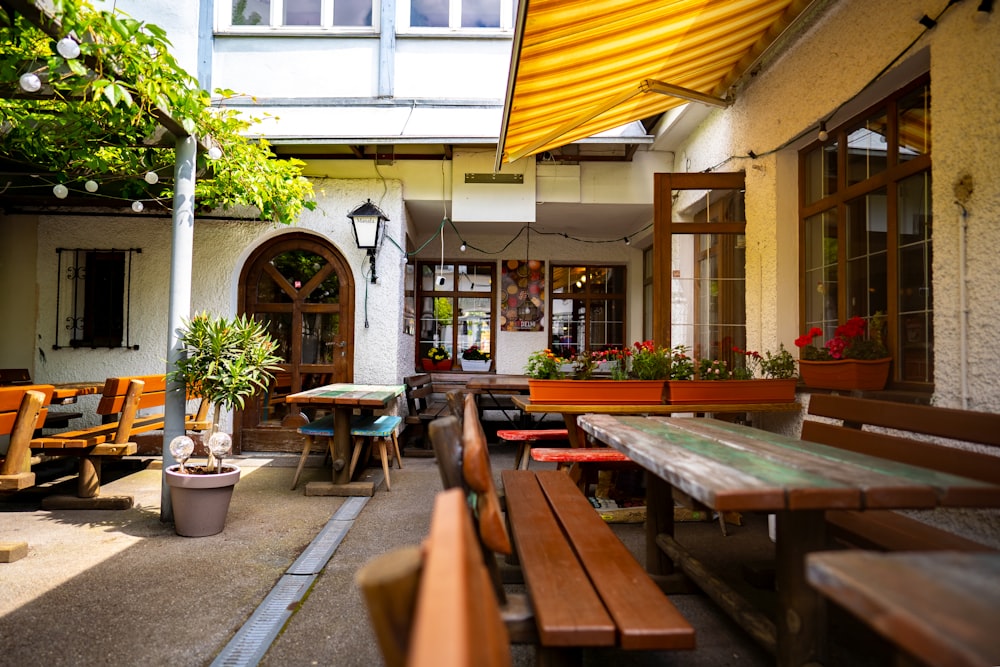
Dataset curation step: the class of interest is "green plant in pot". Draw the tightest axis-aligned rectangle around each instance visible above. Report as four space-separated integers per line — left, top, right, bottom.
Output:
164 311 282 536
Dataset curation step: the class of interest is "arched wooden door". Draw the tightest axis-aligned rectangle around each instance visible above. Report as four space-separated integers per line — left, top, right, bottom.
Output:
238 232 354 452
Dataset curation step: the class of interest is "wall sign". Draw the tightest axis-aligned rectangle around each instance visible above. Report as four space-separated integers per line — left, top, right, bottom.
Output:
500 259 544 331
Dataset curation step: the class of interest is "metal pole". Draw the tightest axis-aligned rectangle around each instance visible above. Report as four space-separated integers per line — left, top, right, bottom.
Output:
162 134 197 522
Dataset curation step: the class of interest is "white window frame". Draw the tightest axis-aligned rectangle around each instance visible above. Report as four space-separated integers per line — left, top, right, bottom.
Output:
396 0 516 34
217 0 380 33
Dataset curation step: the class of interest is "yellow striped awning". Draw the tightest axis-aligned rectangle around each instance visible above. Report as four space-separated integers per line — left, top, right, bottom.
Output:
497 0 816 167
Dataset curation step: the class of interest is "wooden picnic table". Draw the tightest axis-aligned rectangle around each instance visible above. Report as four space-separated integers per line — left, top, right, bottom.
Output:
576 414 1000 667
511 396 801 448
286 383 405 496
464 375 530 426
806 551 1000 667
51 381 104 405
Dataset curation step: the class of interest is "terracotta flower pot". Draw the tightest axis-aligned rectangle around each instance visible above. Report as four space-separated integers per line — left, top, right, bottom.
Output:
421 359 452 371
798 358 891 391
666 378 797 404
165 464 241 537
527 379 666 404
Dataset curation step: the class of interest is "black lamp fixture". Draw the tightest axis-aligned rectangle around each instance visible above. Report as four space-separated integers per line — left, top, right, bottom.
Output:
347 199 389 284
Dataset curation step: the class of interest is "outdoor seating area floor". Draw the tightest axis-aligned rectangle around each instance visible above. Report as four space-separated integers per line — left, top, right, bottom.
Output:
0 441 890 666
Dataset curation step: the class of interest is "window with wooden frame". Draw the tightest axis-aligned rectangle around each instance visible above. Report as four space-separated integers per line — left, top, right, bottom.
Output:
800 75 931 389
416 261 495 368
652 172 747 369
53 247 140 350
548 264 626 358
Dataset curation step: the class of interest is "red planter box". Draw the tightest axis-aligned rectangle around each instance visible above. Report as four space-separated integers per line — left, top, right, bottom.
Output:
527 379 666 405
666 378 797 404
798 358 890 391
421 359 453 371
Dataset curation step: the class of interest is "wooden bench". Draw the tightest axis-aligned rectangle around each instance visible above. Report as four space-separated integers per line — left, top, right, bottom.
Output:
0 385 51 492
0 370 82 430
355 488 511 667
802 394 1000 551
429 396 696 660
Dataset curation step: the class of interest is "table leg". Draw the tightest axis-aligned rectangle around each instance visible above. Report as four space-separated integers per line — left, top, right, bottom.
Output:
775 510 827 667
561 413 583 448
303 406 377 497
645 474 674 576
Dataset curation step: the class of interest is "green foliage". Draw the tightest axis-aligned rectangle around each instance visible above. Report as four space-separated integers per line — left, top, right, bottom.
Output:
433 297 453 327
0 0 314 225
167 312 283 424
525 349 567 380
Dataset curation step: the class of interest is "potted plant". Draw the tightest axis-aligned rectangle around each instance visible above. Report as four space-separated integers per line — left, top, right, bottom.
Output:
795 313 890 391
666 344 798 404
422 345 452 371
461 345 492 372
524 342 670 404
164 311 282 537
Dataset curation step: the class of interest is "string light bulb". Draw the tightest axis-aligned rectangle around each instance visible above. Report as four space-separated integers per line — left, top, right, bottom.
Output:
144 171 159 184
207 145 223 160
624 237 631 246
460 242 467 252
84 180 98 192
132 201 144 212
56 37 81 59
19 72 41 93
817 121 829 142
52 184 68 199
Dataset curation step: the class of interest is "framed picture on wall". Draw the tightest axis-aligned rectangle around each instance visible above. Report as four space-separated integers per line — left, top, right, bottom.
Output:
500 259 544 331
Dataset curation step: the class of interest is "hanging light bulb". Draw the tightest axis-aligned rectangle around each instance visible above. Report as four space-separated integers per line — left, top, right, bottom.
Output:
624 237 631 246
56 37 81 59
52 184 68 199
460 242 467 252
84 180 99 193
131 200 144 212
207 145 223 160
19 72 41 93
144 171 159 184
817 121 829 142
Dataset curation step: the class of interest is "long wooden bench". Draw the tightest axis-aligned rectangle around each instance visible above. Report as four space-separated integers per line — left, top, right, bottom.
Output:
802 394 1000 551
429 396 695 661
0 385 51 491
355 488 512 667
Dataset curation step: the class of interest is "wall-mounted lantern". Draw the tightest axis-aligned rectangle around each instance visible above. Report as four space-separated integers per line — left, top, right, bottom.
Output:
347 199 389 284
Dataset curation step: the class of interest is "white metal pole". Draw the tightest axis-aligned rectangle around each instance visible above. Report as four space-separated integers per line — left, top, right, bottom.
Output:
162 134 197 522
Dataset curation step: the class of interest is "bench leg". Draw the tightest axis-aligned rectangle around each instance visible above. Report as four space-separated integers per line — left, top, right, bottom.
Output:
378 438 392 491
349 436 364 479
78 457 100 498
390 432 403 469
291 435 314 490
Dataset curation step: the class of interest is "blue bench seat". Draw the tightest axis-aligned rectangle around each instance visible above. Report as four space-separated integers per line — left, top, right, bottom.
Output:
291 413 403 491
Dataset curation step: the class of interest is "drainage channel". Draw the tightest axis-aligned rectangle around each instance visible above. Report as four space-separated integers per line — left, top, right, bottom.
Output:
210 495 371 667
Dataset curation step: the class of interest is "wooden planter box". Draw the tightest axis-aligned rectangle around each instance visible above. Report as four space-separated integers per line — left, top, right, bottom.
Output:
666 378 798 404
798 358 891 391
421 359 453 371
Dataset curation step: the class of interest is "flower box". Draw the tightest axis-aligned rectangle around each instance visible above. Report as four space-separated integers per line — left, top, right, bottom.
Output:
666 378 798 405
528 379 666 405
798 358 890 391
461 359 491 372
421 359 453 371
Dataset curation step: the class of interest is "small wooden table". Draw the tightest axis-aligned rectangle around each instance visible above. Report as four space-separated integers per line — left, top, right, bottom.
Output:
465 375 530 426
576 414 1000 667
286 383 405 496
807 551 1000 667
50 381 104 405
512 396 801 448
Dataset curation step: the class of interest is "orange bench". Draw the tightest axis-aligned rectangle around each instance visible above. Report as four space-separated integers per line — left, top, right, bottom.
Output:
0 385 52 492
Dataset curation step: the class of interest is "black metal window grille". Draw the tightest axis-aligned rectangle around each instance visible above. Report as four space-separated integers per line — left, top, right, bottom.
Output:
53 247 141 350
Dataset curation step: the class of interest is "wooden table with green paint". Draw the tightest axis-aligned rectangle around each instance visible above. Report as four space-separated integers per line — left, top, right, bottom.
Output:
286 383 405 495
576 414 1000 667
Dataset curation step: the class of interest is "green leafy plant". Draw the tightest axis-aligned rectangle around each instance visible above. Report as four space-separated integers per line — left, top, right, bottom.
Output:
525 349 567 380
167 311 283 432
795 313 888 361
669 345 696 380
698 358 732 380
0 0 314 224
731 344 797 379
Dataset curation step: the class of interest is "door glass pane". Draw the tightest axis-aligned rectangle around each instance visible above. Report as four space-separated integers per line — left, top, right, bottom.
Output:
334 0 373 26
587 299 624 351
462 0 500 27
804 142 838 204
257 271 291 303
803 209 838 340
846 189 888 317
460 264 492 292
898 83 931 161
672 188 744 223
305 271 340 304
457 296 491 356
232 0 270 25
302 313 339 364
846 111 888 186
285 0 321 25
898 171 932 382
422 263 453 290
257 313 293 362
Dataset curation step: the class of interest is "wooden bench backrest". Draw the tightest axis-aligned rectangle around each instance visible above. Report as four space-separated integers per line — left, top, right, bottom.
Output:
0 368 33 386
804 395 1000 485
0 384 54 435
355 544 424 667
409 488 511 667
404 373 435 412
0 389 46 478
428 415 466 492
97 374 168 415
462 394 512 555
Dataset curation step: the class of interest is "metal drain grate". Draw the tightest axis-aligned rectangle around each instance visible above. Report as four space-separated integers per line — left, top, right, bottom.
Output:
210 494 372 667
210 574 317 667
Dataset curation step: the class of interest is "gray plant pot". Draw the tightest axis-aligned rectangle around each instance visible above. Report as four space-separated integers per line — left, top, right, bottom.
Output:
165 464 241 537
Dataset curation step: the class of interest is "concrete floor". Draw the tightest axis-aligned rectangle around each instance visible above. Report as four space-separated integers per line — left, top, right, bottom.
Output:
0 440 888 666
